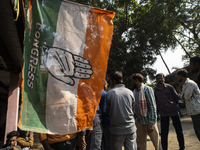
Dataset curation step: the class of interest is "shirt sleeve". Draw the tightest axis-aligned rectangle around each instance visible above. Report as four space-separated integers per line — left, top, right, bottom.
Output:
17 136 34 147
15 145 21 150
38 133 47 142
99 90 106 115
182 83 194 101
145 87 157 126
169 86 180 104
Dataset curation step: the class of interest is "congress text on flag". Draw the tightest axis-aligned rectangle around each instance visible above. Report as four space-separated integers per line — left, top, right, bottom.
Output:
18 0 115 134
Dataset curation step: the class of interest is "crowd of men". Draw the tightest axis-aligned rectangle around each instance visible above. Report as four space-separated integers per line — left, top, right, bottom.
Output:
2 56 200 150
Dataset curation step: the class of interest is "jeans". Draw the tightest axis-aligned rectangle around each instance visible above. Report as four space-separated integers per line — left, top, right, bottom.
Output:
101 128 111 150
50 137 77 150
86 128 102 150
191 114 200 141
111 132 137 150
161 115 185 150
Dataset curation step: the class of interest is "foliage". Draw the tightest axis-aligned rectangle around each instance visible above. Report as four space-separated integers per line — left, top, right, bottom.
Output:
69 0 200 87
172 0 200 60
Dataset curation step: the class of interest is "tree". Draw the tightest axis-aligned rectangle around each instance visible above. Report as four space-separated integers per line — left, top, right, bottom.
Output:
172 0 200 59
68 0 198 87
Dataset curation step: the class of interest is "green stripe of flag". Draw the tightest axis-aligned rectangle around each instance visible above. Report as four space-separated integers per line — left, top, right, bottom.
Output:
21 0 62 133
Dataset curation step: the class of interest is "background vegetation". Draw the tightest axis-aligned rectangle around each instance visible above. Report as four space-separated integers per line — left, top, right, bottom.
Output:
70 0 200 88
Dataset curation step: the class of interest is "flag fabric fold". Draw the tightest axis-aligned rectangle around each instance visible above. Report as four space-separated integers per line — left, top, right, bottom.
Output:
18 0 115 134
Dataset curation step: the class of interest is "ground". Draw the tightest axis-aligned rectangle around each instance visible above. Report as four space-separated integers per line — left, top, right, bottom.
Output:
30 108 200 150
146 108 200 150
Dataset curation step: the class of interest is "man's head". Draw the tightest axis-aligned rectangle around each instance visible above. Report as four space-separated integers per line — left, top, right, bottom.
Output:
177 69 188 82
190 56 200 74
156 73 165 85
6 131 19 147
110 71 123 87
131 73 143 88
18 128 29 138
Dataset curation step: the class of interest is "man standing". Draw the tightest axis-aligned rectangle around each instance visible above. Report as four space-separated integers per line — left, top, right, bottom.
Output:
131 73 160 150
99 80 111 150
177 69 200 141
154 73 185 150
106 71 137 150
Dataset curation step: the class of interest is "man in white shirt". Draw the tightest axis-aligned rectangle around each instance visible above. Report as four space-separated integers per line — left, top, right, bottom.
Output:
177 69 200 141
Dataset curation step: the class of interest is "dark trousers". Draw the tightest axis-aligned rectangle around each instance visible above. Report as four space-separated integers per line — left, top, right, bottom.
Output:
191 114 200 141
101 128 111 150
161 115 185 150
50 137 77 150
86 128 102 150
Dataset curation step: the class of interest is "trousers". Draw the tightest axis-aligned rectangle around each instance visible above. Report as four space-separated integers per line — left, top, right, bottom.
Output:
136 121 162 150
160 115 185 150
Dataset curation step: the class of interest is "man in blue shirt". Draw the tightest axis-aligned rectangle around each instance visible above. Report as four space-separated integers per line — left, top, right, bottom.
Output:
99 80 111 150
131 73 161 150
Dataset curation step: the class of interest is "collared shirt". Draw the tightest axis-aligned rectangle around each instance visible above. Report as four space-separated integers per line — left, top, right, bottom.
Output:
134 85 157 126
181 78 200 115
106 84 136 135
154 83 179 116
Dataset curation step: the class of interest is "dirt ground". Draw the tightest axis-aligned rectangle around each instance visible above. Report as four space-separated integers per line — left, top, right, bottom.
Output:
146 108 200 150
31 107 200 150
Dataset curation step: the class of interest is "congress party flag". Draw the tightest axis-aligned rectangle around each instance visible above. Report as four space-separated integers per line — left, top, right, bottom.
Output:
18 0 115 134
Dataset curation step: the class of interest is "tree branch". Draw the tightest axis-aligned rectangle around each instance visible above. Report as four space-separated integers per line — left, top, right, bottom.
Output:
173 31 193 40
173 35 191 58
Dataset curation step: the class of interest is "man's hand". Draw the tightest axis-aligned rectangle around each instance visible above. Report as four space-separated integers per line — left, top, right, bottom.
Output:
29 132 33 137
74 135 87 150
43 45 93 86
147 125 154 134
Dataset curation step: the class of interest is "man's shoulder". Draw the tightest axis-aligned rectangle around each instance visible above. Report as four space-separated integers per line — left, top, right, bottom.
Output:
185 78 197 87
144 85 153 91
165 84 175 90
107 85 132 94
102 90 107 95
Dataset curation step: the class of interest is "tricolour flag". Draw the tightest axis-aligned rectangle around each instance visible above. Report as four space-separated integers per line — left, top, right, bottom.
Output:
18 0 115 134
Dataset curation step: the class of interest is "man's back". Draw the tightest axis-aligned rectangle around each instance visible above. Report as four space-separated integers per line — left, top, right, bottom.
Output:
106 84 136 135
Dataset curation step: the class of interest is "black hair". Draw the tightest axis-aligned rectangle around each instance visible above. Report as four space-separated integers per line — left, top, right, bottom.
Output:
190 55 200 64
110 71 123 84
131 73 144 83
6 131 19 140
18 128 28 137
177 69 188 78
156 73 164 78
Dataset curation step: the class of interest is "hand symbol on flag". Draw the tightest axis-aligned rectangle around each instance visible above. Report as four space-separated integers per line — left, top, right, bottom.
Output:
43 45 93 86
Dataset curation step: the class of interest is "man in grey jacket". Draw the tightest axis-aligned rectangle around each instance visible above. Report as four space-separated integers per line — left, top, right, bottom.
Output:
106 71 137 150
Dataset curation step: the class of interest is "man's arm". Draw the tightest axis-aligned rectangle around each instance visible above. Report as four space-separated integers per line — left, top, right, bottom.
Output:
145 87 157 126
169 86 180 104
75 131 87 150
38 133 55 150
17 132 34 147
182 83 194 101
99 90 106 115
